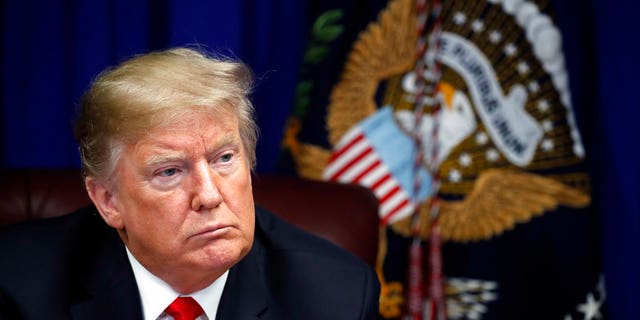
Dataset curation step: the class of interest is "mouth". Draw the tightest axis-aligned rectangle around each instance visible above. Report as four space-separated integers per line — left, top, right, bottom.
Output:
189 224 232 239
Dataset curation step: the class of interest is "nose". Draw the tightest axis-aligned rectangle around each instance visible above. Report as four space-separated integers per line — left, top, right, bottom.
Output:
190 163 223 211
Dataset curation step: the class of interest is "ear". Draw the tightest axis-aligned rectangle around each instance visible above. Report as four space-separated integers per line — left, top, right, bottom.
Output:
85 177 124 230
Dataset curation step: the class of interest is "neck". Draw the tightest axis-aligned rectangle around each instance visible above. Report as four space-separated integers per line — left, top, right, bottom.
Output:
121 233 227 294
162 270 224 295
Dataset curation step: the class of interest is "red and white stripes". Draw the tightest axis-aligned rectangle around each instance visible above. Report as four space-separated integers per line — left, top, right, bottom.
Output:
323 128 416 225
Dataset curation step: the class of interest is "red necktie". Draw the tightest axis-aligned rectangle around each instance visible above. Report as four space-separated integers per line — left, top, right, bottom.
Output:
164 297 204 320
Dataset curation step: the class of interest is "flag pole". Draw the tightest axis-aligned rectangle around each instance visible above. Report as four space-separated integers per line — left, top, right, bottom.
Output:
408 0 446 319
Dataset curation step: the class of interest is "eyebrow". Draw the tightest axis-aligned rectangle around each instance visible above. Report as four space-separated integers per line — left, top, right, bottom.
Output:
142 133 241 167
144 153 187 167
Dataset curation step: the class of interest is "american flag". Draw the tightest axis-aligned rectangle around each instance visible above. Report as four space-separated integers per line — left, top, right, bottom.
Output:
323 107 432 225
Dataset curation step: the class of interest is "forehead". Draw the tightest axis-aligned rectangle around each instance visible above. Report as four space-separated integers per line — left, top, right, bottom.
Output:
130 111 240 157
159 106 236 130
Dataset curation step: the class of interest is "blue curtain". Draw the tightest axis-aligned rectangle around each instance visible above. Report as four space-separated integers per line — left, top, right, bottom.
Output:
557 1 640 318
588 0 640 319
2 1 639 319
1 0 307 173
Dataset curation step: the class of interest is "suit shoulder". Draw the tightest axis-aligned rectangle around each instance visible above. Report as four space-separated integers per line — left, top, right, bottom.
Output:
254 206 374 273
0 205 133 318
254 207 380 319
0 205 108 274
0 206 101 245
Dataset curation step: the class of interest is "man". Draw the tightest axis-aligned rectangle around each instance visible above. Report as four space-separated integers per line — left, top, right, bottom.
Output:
0 47 380 319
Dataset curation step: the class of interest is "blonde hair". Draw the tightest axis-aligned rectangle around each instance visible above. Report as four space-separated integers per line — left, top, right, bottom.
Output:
74 47 258 180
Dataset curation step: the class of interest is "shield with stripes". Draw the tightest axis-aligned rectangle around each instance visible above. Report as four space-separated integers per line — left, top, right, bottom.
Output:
323 106 433 225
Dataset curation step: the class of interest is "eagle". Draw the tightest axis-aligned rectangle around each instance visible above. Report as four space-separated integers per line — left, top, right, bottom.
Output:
285 0 590 242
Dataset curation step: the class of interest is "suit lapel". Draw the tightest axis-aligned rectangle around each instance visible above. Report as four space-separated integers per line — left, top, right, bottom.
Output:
70 270 142 320
216 237 269 320
70 218 143 320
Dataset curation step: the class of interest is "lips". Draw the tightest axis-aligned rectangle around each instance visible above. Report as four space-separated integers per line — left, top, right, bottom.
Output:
190 224 232 239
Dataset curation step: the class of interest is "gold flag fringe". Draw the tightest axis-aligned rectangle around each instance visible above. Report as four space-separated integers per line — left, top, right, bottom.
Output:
295 143 331 180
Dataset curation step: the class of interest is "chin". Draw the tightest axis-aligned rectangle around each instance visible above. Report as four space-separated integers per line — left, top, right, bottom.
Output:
195 240 250 270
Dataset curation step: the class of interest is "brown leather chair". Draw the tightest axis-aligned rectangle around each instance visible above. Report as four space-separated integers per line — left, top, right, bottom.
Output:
0 169 379 266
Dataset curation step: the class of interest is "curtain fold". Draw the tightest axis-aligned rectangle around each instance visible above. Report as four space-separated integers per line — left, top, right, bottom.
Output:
1 0 306 173
590 1 640 319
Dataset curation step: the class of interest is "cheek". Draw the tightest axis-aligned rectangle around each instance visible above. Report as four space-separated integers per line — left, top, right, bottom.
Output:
224 172 255 230
117 184 189 236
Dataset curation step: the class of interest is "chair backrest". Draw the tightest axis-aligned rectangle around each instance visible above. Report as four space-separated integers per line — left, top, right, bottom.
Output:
0 169 379 266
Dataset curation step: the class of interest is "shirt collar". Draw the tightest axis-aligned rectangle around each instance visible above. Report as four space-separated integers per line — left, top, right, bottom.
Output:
125 247 229 320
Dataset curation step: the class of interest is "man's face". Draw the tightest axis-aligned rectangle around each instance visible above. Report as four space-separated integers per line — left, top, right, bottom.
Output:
91 110 255 292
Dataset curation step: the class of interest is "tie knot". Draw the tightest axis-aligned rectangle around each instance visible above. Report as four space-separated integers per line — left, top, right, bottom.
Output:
165 297 204 320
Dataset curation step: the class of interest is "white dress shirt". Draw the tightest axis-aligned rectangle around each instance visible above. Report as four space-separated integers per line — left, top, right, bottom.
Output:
126 247 229 320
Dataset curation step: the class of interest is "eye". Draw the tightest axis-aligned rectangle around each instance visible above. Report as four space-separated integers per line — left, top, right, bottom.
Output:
158 168 179 177
219 153 233 163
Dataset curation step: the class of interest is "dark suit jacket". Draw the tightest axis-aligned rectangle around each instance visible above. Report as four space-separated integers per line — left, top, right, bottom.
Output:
0 205 380 319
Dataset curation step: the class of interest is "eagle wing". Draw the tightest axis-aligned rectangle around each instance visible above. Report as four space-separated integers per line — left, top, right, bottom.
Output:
294 0 418 180
392 168 591 242
327 0 417 146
